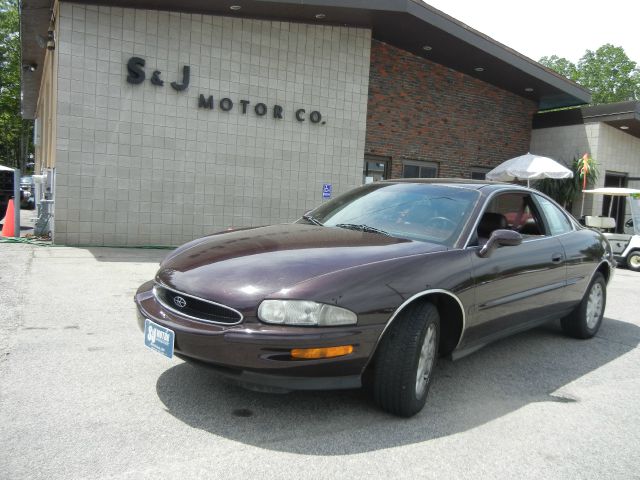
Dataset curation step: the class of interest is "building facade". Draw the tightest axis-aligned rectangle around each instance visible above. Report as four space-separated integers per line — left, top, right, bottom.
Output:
532 101 640 228
21 0 590 246
366 40 538 180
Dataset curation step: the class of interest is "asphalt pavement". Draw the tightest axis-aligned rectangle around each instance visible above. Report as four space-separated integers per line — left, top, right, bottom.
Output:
0 243 639 479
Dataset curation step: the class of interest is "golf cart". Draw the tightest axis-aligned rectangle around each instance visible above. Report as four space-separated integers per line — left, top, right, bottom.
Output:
582 187 640 272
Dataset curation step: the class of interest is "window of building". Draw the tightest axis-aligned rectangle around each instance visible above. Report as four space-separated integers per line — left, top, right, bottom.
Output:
470 168 490 180
363 155 390 183
402 160 438 179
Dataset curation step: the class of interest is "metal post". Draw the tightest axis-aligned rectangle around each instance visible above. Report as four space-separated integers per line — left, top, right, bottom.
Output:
13 168 21 238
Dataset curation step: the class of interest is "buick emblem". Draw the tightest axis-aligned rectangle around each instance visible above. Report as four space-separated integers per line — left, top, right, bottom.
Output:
173 296 187 308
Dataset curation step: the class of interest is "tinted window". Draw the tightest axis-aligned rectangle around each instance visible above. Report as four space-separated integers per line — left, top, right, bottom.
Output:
403 161 438 178
535 195 573 236
470 169 489 180
308 183 479 246
482 193 545 238
403 164 420 178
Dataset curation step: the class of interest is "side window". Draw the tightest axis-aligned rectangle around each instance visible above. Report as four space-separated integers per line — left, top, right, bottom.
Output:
475 193 545 244
535 195 573 236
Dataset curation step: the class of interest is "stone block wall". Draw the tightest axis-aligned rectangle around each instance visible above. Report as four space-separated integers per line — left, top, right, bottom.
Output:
53 3 371 246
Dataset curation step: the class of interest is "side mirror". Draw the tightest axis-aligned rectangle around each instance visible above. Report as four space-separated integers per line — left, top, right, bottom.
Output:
478 229 523 258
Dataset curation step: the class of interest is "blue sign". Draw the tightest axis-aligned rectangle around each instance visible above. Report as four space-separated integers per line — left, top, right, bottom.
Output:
322 184 332 199
144 318 175 359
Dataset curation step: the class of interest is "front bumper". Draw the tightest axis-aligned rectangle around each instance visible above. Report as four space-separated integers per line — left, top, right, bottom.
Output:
135 281 383 391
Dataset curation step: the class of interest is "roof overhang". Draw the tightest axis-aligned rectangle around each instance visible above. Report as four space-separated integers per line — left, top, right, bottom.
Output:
20 0 591 119
533 101 640 140
20 0 53 119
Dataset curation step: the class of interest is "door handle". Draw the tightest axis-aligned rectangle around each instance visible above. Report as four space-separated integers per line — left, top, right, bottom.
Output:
551 253 563 263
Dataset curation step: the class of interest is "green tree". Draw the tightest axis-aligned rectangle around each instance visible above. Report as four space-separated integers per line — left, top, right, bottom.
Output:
539 54 578 80
540 44 640 105
0 0 32 169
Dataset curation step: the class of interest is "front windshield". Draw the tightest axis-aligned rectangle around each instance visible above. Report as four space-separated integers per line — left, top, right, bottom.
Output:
306 183 479 247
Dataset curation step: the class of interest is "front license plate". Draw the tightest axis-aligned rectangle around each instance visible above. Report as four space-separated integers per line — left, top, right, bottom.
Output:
144 319 175 359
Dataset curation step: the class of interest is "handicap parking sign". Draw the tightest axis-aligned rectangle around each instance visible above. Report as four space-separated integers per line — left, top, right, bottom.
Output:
322 184 332 199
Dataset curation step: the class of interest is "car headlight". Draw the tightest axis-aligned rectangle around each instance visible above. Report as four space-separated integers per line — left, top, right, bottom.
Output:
258 300 357 326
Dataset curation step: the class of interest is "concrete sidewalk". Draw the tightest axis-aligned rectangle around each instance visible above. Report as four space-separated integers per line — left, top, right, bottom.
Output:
1 244 639 480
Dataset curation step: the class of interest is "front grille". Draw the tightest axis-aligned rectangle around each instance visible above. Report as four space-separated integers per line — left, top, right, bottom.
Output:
153 285 243 325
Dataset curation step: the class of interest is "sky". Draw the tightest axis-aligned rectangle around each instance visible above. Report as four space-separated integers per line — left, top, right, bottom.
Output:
424 0 640 64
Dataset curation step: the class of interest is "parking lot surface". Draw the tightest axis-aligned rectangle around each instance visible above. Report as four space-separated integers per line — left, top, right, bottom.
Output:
1 244 639 479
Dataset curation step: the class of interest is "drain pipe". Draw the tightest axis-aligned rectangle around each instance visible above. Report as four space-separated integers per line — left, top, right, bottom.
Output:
13 168 20 237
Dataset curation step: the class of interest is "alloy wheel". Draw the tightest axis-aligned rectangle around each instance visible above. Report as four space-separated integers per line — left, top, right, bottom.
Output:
415 323 437 396
586 282 604 329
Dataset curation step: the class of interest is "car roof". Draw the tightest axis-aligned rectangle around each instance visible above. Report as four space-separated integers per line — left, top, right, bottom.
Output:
379 178 529 193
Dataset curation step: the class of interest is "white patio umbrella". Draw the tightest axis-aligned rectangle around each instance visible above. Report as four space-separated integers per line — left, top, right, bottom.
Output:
486 153 573 187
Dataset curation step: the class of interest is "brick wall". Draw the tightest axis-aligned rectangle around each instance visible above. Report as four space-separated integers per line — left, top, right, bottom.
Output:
365 40 538 179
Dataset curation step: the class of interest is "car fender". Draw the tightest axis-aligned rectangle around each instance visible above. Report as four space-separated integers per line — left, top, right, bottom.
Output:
363 288 467 369
582 259 614 292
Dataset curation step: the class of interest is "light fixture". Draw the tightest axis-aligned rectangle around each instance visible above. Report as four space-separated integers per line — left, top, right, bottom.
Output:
291 345 353 359
524 87 534 92
46 30 55 50
422 45 432 51
474 67 484 72
620 126 629 130
22 63 37 72
315 13 326 19
229 5 241 10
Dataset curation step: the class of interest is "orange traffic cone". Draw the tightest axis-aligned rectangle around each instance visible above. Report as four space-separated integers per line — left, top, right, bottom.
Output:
1 198 15 237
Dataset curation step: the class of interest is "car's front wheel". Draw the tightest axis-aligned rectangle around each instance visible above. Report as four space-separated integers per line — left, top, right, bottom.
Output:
561 272 606 339
372 301 440 417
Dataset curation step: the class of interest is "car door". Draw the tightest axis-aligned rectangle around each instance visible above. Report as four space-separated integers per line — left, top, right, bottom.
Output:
463 191 568 347
533 193 603 309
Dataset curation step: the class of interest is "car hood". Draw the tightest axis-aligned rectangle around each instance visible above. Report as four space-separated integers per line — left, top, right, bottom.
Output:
156 224 446 309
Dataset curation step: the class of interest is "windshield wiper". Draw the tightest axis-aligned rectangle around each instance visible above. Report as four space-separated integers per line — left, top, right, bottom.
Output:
302 214 324 226
335 223 392 236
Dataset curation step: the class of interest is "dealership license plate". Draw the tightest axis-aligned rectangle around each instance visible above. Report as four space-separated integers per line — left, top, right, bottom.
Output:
144 319 175 359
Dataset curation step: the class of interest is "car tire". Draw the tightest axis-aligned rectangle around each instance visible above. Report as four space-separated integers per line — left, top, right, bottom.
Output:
561 272 606 339
372 301 440 417
626 251 640 272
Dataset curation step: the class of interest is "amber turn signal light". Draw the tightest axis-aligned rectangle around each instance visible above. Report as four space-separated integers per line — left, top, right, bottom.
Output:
290 345 353 359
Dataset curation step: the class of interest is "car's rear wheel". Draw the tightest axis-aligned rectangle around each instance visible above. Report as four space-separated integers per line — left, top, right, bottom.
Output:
372 302 440 417
626 251 640 272
561 272 606 339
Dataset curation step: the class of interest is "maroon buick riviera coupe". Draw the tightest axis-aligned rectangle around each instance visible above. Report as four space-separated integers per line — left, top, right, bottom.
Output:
135 180 614 417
